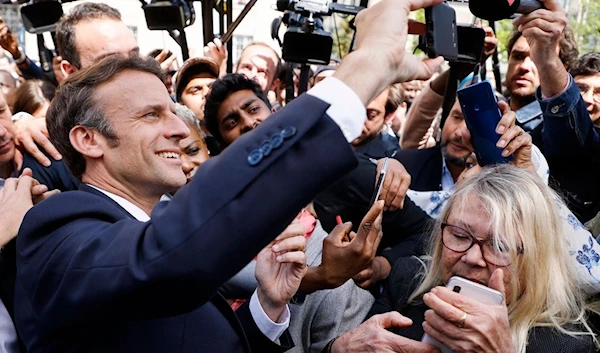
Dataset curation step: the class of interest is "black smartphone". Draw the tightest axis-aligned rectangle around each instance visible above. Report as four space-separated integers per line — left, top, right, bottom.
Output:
424 3 458 61
456 81 513 166
369 158 389 205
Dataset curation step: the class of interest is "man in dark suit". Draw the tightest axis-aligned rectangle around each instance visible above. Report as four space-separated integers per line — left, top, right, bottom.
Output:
14 0 448 351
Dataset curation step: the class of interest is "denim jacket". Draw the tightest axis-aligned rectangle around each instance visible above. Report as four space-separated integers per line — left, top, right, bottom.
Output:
538 75 600 157
536 76 600 223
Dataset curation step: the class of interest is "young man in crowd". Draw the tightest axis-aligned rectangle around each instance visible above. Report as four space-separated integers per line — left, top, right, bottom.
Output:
175 56 222 155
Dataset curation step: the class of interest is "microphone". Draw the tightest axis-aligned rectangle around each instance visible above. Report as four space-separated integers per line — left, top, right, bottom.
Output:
469 0 544 21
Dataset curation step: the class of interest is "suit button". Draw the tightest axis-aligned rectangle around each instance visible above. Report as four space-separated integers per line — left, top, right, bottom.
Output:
260 141 273 157
281 126 297 139
247 149 263 166
271 134 284 149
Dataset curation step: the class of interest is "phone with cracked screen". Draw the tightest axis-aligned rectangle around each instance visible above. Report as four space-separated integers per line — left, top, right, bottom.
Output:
421 276 504 352
456 81 513 167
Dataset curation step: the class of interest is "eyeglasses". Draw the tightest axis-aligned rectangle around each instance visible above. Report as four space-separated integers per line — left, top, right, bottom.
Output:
441 223 522 267
576 83 600 104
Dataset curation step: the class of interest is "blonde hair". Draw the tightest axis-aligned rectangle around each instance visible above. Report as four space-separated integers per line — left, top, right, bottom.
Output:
409 165 594 352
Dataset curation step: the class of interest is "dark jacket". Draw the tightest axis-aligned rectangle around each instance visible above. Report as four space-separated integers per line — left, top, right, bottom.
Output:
15 94 358 353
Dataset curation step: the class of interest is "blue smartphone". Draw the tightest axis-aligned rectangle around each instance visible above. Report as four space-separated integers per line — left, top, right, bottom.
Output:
456 81 513 167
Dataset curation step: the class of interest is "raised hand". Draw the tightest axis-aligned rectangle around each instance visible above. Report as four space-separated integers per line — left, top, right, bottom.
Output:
255 223 307 321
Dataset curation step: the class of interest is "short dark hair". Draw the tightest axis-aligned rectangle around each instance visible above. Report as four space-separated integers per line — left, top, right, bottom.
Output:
47 54 164 180
56 2 122 70
570 52 600 78
204 73 271 144
506 27 579 72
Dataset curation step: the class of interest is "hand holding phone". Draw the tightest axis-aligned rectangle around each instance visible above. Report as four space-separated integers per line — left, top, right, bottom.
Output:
457 81 513 166
370 157 389 205
421 276 504 353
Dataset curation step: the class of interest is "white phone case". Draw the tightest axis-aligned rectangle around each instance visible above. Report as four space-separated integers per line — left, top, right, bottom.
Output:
421 276 504 353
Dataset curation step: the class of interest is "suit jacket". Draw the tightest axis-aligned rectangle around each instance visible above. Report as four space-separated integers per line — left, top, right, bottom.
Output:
394 145 443 192
15 94 358 353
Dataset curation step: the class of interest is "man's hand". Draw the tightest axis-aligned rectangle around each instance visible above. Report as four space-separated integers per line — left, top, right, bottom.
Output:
255 223 308 322
376 158 410 211
204 38 228 76
331 312 441 353
513 0 569 97
14 115 62 167
422 269 515 353
334 0 444 106
482 26 499 59
494 101 535 172
154 49 177 73
352 256 392 289
0 168 58 247
313 201 384 289
0 18 20 59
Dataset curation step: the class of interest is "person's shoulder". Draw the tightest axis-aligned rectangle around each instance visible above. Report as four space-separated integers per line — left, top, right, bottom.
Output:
527 326 596 353
25 188 121 223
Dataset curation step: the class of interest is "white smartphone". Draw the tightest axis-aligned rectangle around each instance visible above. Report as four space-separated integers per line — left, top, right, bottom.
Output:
421 276 504 353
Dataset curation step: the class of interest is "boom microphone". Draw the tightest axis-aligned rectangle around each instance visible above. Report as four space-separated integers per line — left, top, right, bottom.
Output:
469 0 544 21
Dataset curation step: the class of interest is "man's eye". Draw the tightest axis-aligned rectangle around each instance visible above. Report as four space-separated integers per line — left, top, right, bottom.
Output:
225 119 237 129
249 106 259 114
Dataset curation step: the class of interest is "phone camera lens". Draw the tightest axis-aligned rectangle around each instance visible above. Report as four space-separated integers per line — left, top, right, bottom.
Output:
453 286 461 293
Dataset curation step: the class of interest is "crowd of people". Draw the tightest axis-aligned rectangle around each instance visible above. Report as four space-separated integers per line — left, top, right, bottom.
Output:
1 0 600 352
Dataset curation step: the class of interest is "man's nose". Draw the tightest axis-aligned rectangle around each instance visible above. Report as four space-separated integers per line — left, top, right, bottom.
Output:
518 56 535 72
239 114 257 133
167 113 190 140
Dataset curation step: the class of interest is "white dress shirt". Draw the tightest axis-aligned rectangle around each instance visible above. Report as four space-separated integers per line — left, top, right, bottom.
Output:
307 76 367 142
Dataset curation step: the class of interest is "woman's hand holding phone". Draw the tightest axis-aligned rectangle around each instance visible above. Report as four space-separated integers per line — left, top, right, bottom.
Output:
421 269 516 353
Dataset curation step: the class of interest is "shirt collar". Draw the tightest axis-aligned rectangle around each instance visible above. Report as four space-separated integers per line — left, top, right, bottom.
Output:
440 157 455 192
87 184 151 222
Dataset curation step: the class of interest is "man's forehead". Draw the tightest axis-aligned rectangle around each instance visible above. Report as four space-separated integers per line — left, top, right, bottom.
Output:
74 18 138 62
575 73 600 85
94 70 170 109
239 46 278 65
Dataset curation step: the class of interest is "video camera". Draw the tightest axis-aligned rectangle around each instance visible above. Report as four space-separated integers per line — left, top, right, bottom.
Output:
272 0 363 65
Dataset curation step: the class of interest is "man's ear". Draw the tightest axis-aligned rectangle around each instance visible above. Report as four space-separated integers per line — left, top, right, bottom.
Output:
384 111 397 125
69 126 104 159
269 78 281 93
60 60 78 79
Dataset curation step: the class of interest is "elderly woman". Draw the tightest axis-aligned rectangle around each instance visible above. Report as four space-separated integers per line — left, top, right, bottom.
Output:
174 104 210 183
328 164 597 353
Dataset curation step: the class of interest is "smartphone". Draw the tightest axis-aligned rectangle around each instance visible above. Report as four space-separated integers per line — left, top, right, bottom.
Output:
369 158 389 205
424 3 458 61
421 276 504 352
456 81 513 167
